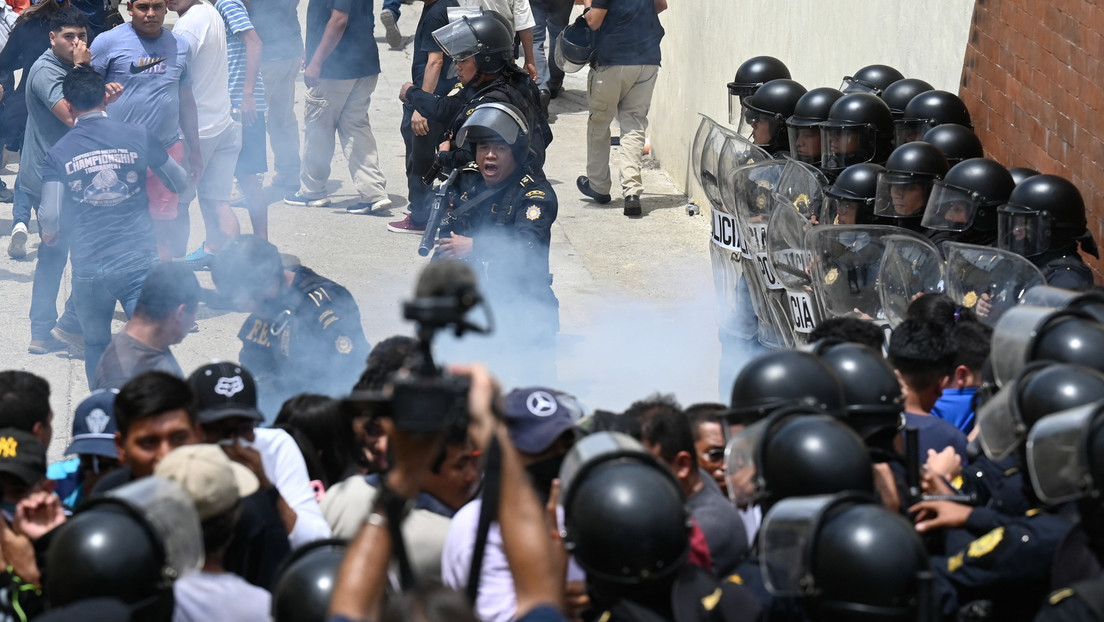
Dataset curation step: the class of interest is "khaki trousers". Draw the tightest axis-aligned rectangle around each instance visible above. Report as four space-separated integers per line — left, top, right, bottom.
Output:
301 75 388 203
585 64 659 197
261 57 302 182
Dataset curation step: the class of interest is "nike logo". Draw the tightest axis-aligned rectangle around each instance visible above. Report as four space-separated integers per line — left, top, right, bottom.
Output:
129 57 167 73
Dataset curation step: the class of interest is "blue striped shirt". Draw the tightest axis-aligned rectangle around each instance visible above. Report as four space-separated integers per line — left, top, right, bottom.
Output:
215 0 267 113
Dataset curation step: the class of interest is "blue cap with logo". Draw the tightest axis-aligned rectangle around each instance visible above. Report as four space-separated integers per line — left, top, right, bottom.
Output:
65 389 119 458
503 387 578 454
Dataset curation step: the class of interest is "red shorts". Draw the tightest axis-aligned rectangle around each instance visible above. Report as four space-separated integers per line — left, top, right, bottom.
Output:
147 140 186 221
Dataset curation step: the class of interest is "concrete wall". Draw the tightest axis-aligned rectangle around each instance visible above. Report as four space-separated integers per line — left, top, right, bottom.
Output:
959 0 1104 280
647 0 976 202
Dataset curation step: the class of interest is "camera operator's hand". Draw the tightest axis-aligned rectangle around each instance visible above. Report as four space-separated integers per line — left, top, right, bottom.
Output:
448 363 501 452
379 417 441 499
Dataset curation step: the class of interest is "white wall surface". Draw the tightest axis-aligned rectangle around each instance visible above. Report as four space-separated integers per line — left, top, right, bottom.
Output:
647 0 977 201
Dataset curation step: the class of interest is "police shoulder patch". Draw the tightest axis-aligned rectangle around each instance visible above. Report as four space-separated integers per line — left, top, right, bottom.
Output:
525 189 546 199
947 551 964 572
700 587 722 611
525 205 542 221
1049 588 1076 606
335 335 354 354
447 84 462 97
967 526 1004 559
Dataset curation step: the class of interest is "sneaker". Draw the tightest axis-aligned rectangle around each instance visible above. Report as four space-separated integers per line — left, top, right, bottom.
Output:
624 195 642 217
0 181 12 203
380 9 402 49
388 213 426 234
8 222 27 259
577 176 612 204
347 198 393 215
184 243 216 270
51 326 85 358
284 190 331 207
28 335 66 355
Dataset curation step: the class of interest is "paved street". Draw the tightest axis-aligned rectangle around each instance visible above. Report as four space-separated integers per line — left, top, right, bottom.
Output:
1 4 720 460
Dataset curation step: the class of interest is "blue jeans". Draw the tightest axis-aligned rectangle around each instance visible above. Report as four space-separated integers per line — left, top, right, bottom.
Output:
72 251 154 385
382 0 400 17
29 202 81 341
531 0 573 89
12 178 31 229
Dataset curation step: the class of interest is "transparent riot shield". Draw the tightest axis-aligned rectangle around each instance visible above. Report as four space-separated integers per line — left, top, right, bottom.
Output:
693 115 726 208
943 242 1046 327
807 225 930 322
877 235 945 328
735 158 790 349
775 158 829 223
766 199 820 344
709 131 772 341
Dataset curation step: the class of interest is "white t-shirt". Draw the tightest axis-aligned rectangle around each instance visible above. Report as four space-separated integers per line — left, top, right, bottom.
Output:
442 498 584 622
172 1 233 138
254 427 333 547
172 571 271 622
458 0 535 36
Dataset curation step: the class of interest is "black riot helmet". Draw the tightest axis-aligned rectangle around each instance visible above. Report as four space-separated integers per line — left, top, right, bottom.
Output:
998 174 1099 258
1009 166 1040 186
788 87 845 165
1033 314 1104 372
978 361 1104 462
455 101 531 163
560 433 689 586
841 64 905 96
753 414 875 510
815 342 905 455
896 90 973 146
739 79 808 153
872 142 949 228
881 78 934 119
727 349 845 426
728 56 791 125
44 478 203 622
820 93 894 178
824 163 885 225
921 124 983 165
432 14 514 75
272 540 348 622
922 158 1014 233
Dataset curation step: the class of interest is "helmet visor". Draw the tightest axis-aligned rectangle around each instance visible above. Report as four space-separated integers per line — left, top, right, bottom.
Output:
820 126 877 175
455 102 526 149
877 235 945 328
737 104 780 147
724 418 768 506
1026 403 1098 505
823 195 872 226
989 305 1057 388
759 495 836 596
558 431 647 511
894 119 935 147
553 25 593 73
873 172 934 219
975 382 1025 462
922 181 983 231
998 205 1052 257
103 476 204 580
839 76 877 95
787 125 822 165
432 17 480 59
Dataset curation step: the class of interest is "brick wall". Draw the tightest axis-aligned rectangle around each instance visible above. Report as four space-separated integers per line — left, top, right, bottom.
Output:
959 0 1104 281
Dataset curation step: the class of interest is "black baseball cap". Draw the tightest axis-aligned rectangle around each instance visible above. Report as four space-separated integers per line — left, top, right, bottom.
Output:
187 362 264 424
65 389 120 458
0 427 47 487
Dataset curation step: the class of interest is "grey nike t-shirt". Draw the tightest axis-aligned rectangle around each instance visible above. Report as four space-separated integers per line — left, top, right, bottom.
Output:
90 23 192 148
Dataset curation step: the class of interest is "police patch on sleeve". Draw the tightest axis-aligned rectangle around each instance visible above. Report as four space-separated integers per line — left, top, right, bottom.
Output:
525 189 546 199
525 205 542 221
335 336 354 354
967 526 1004 559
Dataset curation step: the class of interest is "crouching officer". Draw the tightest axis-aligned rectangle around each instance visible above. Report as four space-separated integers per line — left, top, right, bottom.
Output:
212 235 371 417
436 102 559 378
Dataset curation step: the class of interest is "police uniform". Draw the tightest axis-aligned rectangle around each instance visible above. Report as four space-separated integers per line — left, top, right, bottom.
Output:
238 265 370 413
1032 245 1095 291
1035 577 1104 622
586 564 764 622
444 162 559 344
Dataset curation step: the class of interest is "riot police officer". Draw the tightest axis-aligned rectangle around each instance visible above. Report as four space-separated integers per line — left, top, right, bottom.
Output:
726 349 845 430
436 102 559 363
212 235 371 416
823 162 885 225
922 123 984 166
997 174 1099 289
840 64 905 96
872 141 949 232
787 87 844 167
402 14 552 176
895 90 973 145
881 77 934 120
727 55 791 124
820 93 895 179
921 157 1015 248
737 78 807 155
